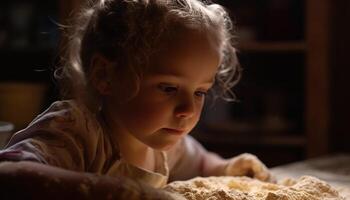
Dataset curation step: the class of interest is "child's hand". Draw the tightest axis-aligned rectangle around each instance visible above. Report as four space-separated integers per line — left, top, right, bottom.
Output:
224 153 274 182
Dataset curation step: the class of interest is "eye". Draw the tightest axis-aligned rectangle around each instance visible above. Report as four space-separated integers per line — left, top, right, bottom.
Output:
195 90 208 98
158 83 178 94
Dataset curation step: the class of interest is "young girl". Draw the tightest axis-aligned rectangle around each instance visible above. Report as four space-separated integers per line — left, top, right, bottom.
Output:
0 0 272 199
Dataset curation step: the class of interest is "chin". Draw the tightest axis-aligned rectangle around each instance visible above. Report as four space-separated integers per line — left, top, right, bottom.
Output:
150 140 178 151
158 144 175 151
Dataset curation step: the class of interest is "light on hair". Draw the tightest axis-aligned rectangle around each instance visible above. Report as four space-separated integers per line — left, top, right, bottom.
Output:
56 0 242 112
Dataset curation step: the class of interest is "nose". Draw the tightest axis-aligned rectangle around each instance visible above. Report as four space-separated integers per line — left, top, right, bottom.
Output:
174 93 196 119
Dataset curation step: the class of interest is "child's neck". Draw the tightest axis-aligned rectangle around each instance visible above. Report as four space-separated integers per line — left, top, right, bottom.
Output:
117 131 156 172
100 111 155 171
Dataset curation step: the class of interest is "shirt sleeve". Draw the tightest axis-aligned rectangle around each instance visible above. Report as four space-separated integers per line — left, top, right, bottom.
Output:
166 135 208 181
0 101 101 172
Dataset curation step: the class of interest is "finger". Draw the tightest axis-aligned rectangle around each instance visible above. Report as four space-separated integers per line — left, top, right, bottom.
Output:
267 174 277 183
254 170 271 181
250 160 271 181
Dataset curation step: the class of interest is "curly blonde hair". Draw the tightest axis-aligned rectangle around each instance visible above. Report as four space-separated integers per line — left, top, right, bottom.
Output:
56 0 241 111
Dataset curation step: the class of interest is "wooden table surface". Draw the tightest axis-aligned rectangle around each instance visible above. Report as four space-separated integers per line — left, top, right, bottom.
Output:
271 153 350 199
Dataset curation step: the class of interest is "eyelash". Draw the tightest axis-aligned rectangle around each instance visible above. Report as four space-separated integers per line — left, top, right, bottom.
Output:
158 84 178 94
158 84 208 98
195 91 208 97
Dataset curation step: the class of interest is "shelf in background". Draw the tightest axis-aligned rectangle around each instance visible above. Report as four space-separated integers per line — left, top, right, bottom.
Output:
0 47 56 54
237 41 306 52
192 130 307 147
0 47 56 82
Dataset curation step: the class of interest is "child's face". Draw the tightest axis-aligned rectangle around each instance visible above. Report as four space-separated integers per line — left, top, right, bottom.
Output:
106 29 221 150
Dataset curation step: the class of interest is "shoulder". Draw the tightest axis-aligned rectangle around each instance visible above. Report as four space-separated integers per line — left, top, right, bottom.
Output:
166 135 207 181
8 100 103 146
2 100 108 171
166 136 199 166
31 100 99 131
167 136 202 156
32 100 90 124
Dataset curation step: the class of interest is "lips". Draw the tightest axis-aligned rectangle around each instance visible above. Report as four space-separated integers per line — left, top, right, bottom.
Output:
163 128 185 135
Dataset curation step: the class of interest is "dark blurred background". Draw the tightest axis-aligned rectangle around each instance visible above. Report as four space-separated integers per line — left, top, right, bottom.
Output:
0 0 349 167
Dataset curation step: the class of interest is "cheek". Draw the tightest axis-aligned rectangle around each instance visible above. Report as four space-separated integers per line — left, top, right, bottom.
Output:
121 100 170 128
188 102 204 126
134 104 167 120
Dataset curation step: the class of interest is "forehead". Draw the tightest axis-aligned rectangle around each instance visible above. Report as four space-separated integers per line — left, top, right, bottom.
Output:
147 28 221 82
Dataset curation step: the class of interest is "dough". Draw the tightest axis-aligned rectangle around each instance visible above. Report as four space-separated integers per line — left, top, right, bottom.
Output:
164 176 345 200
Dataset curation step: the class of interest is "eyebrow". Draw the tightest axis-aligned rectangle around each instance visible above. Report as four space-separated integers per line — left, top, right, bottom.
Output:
150 72 215 85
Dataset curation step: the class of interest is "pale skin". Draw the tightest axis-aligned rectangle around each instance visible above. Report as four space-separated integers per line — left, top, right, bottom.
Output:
93 28 271 180
0 28 271 198
89 28 228 175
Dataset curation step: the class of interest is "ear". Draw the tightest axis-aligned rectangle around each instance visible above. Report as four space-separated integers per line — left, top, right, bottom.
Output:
89 53 113 95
